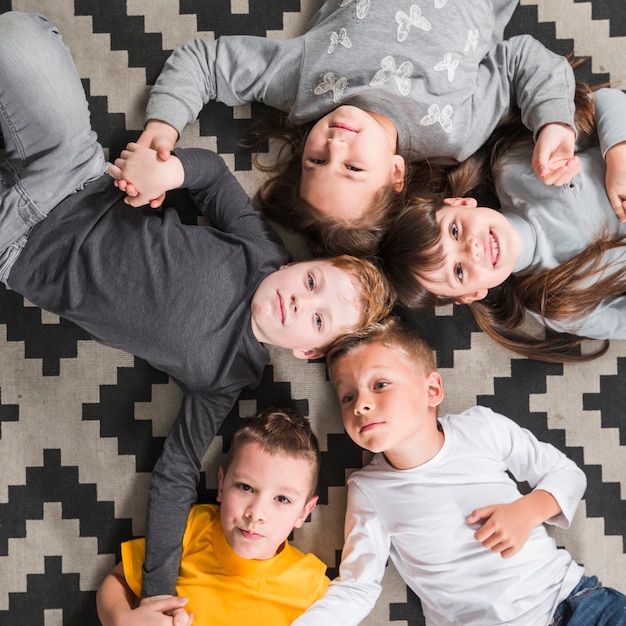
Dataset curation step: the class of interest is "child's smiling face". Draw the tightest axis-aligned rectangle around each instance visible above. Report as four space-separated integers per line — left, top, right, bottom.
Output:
300 105 405 223
250 259 362 359
418 198 523 304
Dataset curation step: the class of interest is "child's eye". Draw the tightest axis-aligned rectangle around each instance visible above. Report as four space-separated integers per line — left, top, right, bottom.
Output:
374 381 389 390
345 164 362 172
307 274 315 290
455 264 463 282
341 393 355 404
309 158 325 165
276 495 291 504
314 313 323 331
236 483 253 493
450 222 459 240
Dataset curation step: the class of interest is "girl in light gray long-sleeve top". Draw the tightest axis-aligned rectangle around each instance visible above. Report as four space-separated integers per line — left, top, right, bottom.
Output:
132 0 579 256
382 86 626 363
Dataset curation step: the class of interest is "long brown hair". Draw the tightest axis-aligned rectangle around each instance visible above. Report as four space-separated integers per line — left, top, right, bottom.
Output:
381 81 625 363
248 110 406 258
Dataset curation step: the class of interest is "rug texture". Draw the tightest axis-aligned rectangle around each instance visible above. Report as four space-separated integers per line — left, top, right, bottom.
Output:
1 1 625 625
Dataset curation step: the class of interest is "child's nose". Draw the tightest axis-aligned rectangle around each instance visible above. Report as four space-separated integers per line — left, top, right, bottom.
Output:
354 393 372 414
245 500 266 523
465 235 481 263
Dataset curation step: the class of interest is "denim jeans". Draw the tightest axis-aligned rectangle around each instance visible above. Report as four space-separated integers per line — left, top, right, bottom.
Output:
550 576 626 625
0 11 107 283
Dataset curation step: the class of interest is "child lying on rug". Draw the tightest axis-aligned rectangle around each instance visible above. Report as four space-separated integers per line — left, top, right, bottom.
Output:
293 317 626 626
379 84 626 363
97 408 328 626
116 0 580 256
0 10 392 610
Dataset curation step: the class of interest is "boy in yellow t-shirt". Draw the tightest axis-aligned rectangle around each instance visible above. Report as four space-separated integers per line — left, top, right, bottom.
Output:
97 408 329 626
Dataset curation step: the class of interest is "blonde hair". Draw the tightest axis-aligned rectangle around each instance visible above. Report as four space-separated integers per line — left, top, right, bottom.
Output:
327 316 436 378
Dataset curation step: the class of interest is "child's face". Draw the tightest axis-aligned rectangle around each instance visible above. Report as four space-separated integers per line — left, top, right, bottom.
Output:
217 441 318 560
418 198 522 304
300 105 405 222
332 341 444 469
251 259 362 359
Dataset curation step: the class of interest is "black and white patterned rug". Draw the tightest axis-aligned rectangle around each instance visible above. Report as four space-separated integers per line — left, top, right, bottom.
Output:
1 1 625 624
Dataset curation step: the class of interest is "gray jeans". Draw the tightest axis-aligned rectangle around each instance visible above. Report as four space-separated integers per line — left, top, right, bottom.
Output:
0 11 107 283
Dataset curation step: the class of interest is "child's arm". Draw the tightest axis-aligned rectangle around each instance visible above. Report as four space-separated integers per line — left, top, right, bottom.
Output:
292 482 388 626
109 143 184 208
593 88 626 222
472 35 577 185
467 410 587 558
96 562 192 626
605 142 626 222
140 391 242 598
145 35 301 142
466 489 562 559
532 122 580 186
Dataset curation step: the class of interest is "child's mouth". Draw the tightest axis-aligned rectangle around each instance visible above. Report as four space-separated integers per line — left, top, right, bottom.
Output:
331 122 358 133
489 230 500 266
277 293 286 324
240 528 263 541
360 421 383 433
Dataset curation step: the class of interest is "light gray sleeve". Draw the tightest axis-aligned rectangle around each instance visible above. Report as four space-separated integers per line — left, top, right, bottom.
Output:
475 34 576 141
593 88 626 157
145 35 303 136
538 293 626 341
292 481 388 625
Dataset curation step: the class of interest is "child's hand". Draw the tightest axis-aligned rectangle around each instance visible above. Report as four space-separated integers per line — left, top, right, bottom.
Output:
137 595 194 626
466 500 534 559
116 120 178 207
605 142 626 222
104 594 193 625
109 143 184 208
532 122 579 186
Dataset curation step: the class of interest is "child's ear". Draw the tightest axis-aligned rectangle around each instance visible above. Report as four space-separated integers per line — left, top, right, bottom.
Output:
455 289 488 304
292 348 324 360
443 197 478 208
293 495 319 529
216 465 225 503
426 372 444 408
391 155 406 191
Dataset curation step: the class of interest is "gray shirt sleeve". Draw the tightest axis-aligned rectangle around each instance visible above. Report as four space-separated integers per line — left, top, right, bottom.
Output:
141 389 239 596
593 87 626 157
145 35 303 136
474 34 576 145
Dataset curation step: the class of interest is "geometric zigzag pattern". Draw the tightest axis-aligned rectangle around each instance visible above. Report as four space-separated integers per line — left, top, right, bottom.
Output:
1 1 626 624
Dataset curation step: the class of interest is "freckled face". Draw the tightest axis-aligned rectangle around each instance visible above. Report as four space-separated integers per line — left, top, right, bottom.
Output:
217 442 317 560
300 105 405 223
418 204 522 302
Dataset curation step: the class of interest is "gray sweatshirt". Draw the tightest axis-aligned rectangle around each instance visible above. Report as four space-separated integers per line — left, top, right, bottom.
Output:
146 0 575 162
498 88 626 339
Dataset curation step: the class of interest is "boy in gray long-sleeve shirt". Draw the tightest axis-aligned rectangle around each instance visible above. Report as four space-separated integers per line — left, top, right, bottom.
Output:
0 12 393 609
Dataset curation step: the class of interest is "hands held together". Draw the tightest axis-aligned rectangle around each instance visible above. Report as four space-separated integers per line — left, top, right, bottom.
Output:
108 120 180 208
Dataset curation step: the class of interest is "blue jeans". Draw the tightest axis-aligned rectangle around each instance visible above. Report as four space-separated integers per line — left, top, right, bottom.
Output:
551 576 626 625
0 11 107 283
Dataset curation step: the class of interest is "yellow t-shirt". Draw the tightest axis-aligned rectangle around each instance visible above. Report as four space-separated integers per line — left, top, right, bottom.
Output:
122 504 329 626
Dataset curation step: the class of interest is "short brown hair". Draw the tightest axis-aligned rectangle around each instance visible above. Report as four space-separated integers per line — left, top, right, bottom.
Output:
326 316 437 379
225 408 321 496
326 255 396 342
